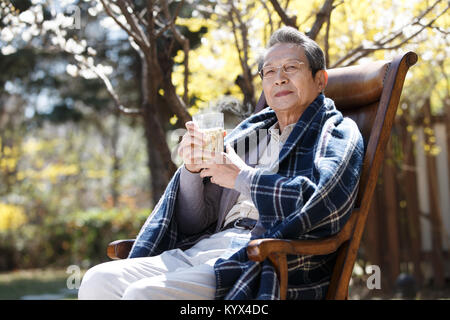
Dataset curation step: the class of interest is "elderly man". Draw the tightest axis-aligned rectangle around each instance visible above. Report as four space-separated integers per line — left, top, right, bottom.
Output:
78 26 363 300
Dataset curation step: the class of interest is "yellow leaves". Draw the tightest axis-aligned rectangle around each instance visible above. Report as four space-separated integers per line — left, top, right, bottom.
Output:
171 0 447 115
0 141 20 172
17 164 80 182
2 146 13 156
176 17 210 32
423 144 441 156
7 135 119 184
16 171 25 181
429 145 441 156
174 50 184 64
169 114 178 125
399 200 407 209
86 169 107 179
39 164 79 183
188 106 199 116
0 203 27 232
422 122 441 156
22 139 44 154
0 157 18 172
172 11 256 109
423 126 434 136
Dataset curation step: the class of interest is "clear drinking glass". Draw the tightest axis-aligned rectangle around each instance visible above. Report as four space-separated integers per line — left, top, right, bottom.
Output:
192 112 225 159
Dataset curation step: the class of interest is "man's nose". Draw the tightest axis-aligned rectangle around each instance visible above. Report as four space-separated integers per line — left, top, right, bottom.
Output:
274 69 288 85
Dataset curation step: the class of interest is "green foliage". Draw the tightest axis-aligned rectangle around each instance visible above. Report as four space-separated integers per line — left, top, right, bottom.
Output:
0 207 150 271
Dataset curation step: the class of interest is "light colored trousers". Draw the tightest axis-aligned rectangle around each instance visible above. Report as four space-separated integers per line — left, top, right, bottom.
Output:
78 228 251 300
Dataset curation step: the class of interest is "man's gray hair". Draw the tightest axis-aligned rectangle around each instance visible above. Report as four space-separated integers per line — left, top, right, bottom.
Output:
259 26 326 77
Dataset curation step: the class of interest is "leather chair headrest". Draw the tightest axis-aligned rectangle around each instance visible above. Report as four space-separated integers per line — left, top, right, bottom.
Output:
324 60 390 110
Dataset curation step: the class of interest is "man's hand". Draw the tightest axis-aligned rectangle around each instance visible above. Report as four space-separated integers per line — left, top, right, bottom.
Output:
199 144 250 189
177 121 209 173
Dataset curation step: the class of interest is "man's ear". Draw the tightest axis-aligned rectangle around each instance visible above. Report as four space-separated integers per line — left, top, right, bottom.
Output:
315 70 328 92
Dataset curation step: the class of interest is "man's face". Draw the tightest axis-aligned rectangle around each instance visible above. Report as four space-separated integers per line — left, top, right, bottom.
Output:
262 43 327 114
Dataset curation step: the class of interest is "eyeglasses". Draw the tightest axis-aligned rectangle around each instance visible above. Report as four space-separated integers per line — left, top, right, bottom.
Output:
259 60 306 79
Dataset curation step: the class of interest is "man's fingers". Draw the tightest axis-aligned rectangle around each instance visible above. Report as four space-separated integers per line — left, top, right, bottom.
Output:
199 168 212 178
179 147 219 165
185 122 204 140
183 152 205 165
182 131 203 147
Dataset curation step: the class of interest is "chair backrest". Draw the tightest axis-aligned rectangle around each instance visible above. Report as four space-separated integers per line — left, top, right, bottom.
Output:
254 51 418 299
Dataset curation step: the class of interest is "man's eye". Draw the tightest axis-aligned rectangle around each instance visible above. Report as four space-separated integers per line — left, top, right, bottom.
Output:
285 64 299 72
264 68 275 75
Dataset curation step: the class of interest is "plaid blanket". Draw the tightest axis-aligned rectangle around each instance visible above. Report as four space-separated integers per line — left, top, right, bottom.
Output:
128 93 364 299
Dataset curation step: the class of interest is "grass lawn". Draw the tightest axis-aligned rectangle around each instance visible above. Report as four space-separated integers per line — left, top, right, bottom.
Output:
0 268 86 300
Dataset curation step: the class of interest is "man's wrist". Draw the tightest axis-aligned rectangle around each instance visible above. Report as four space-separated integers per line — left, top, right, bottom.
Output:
234 167 257 198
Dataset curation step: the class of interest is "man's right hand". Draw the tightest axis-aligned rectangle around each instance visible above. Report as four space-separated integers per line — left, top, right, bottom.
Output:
177 121 212 173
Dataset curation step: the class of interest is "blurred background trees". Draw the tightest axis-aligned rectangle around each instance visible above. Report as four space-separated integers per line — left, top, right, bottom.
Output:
0 0 448 297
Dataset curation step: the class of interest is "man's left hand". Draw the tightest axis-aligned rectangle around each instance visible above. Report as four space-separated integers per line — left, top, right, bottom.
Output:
199 144 250 189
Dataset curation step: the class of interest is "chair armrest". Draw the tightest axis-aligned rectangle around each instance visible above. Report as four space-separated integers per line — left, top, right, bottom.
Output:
247 212 357 262
247 232 352 262
107 239 135 260
245 236 350 300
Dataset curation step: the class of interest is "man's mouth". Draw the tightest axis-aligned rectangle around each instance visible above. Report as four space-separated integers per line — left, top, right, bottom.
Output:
274 90 292 97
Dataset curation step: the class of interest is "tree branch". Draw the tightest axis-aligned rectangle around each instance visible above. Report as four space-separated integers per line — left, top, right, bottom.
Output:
307 0 335 40
162 81 192 125
260 0 274 45
115 0 151 49
78 59 142 116
268 0 297 28
124 0 149 29
160 0 190 106
228 6 245 72
99 0 149 52
331 0 448 67
324 12 331 68
147 0 158 62
228 1 255 107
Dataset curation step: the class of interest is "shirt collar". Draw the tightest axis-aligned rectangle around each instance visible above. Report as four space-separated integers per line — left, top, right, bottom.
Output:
268 121 296 145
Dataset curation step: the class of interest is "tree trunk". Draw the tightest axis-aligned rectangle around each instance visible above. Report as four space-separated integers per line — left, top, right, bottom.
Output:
140 54 178 206
142 100 177 205
235 72 256 112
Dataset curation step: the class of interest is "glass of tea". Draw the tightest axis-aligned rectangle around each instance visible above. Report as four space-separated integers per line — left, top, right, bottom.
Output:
192 112 225 161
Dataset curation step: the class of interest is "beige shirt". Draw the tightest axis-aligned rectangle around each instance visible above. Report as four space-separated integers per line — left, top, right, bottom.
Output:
223 121 297 227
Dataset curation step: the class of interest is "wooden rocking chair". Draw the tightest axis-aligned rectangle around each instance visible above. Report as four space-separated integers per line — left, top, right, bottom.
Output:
107 51 418 300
